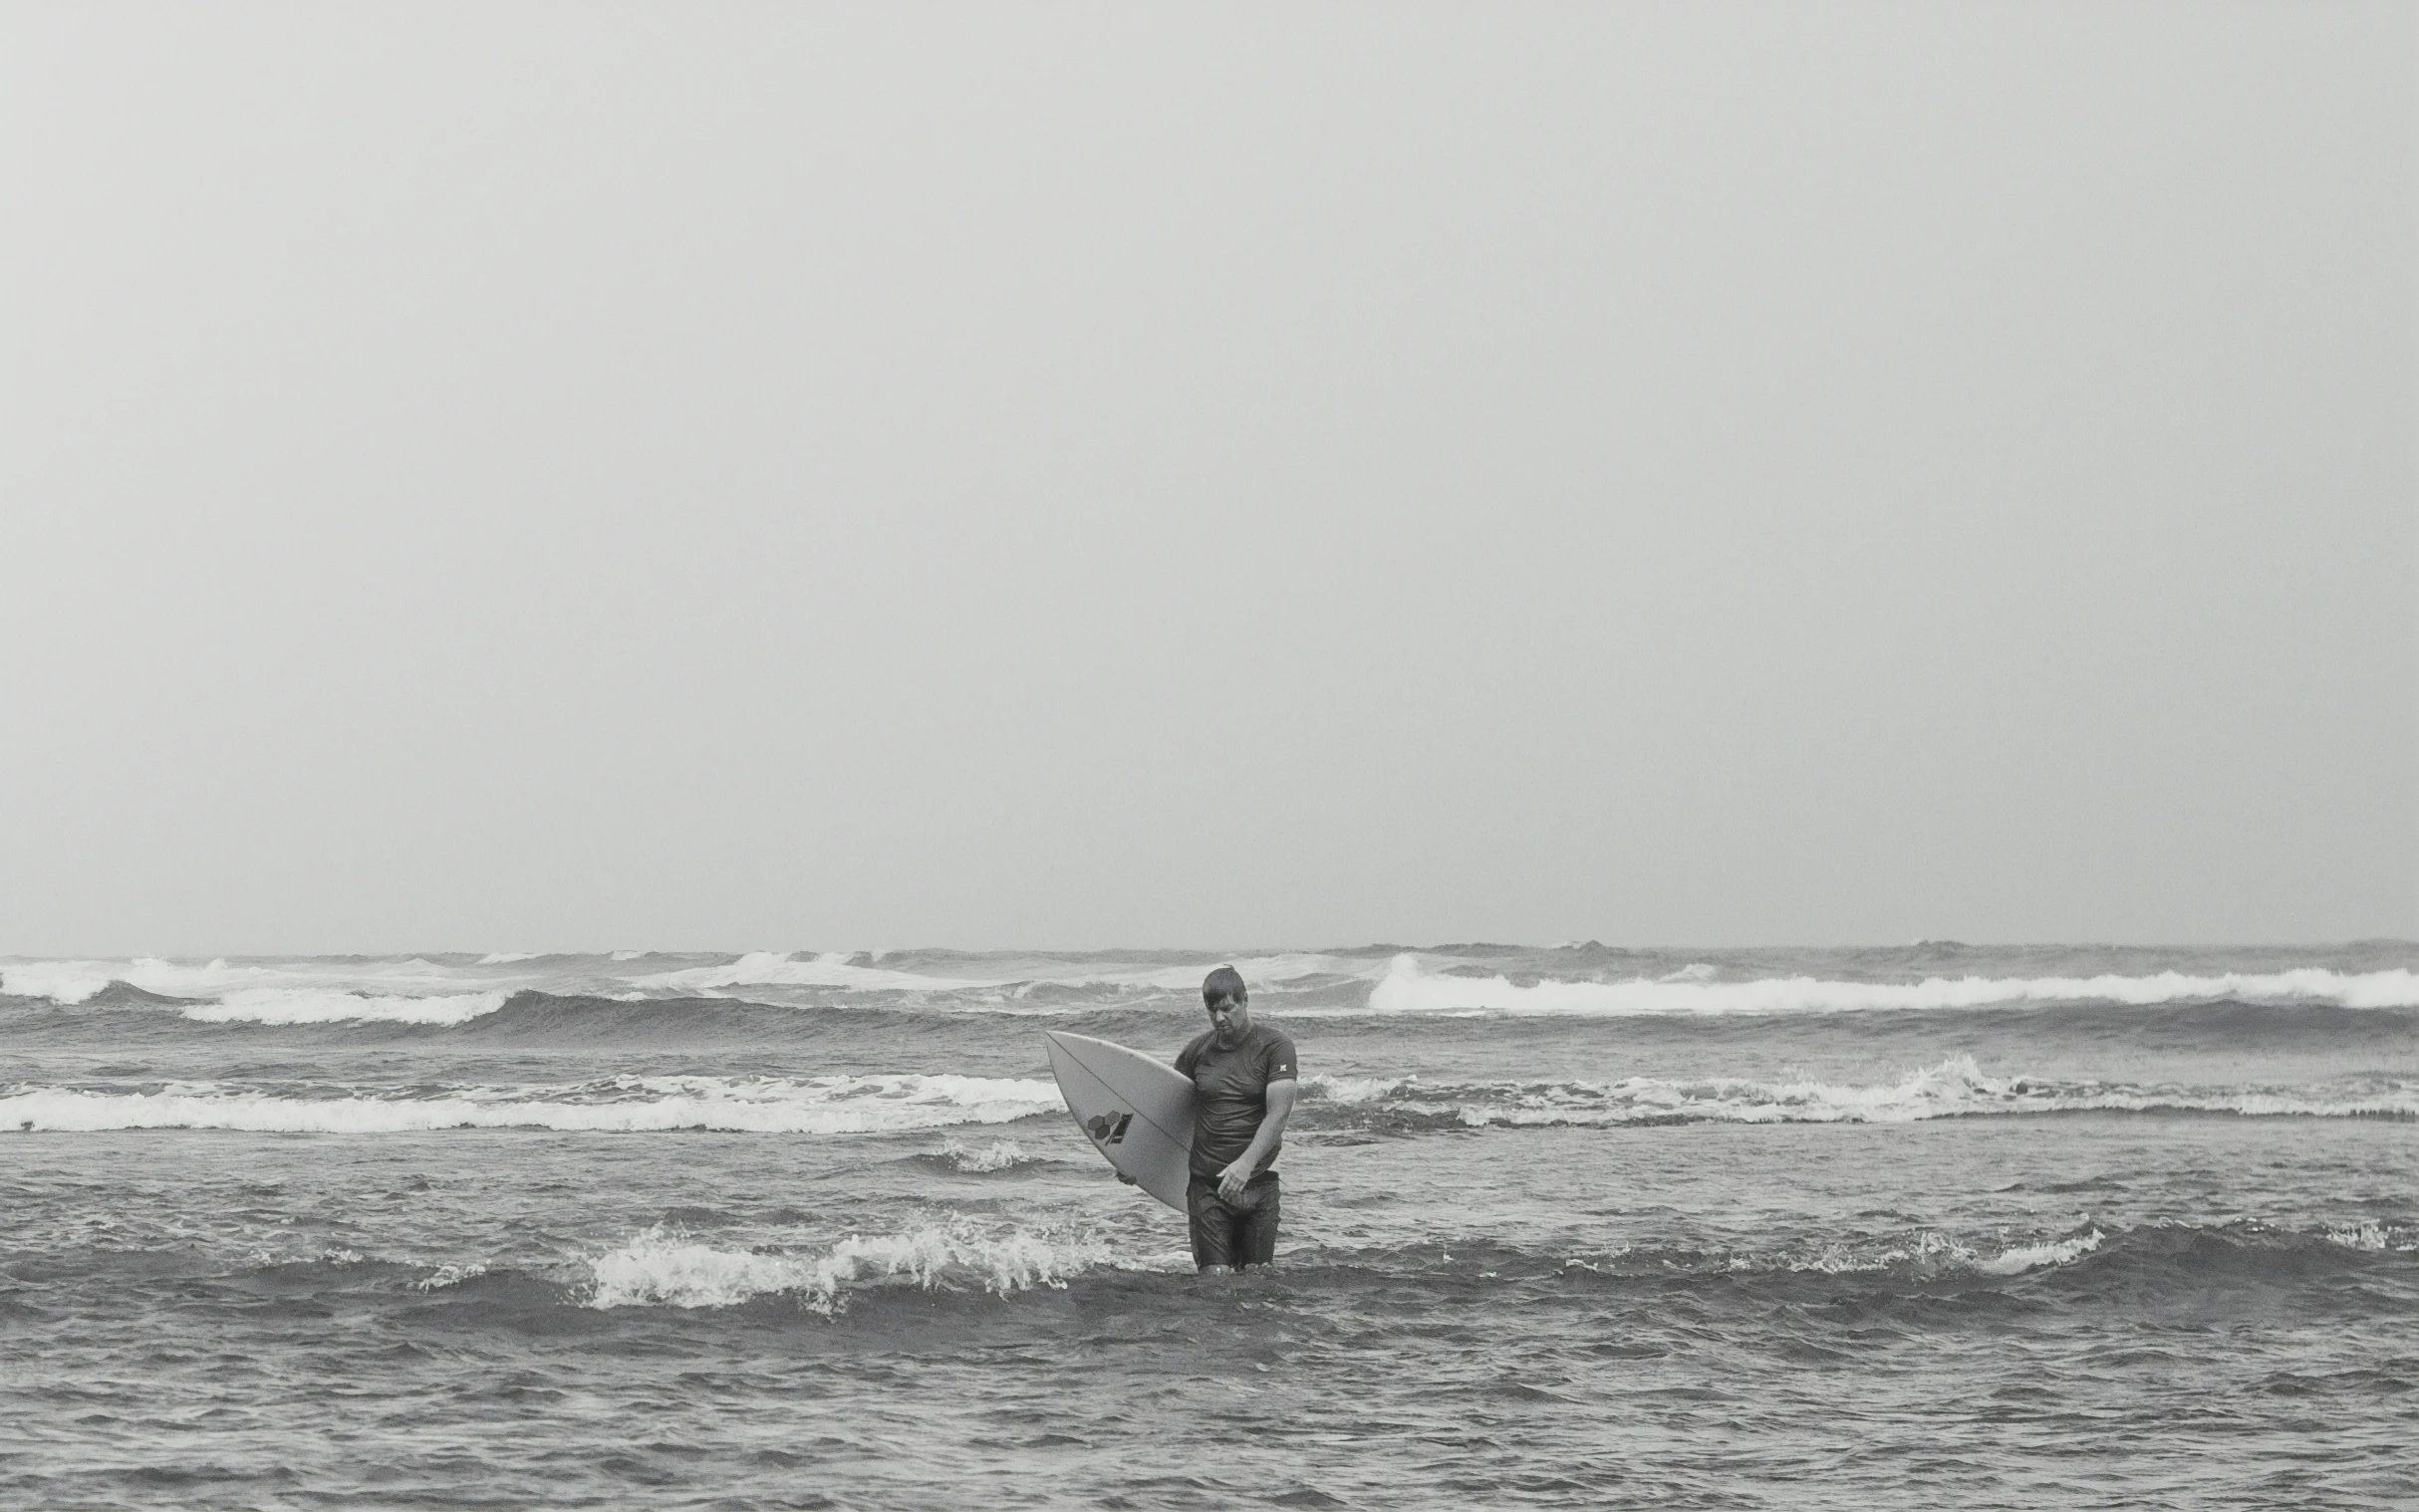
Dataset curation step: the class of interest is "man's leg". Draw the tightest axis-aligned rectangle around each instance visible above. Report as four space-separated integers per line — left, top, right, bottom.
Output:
1235 1174 1281 1268
1187 1178 1237 1272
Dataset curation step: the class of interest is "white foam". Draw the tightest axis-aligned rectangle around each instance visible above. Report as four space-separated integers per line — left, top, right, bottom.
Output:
936 1137 1037 1172
1973 1229 2104 1275
478 952 542 965
1 1074 1064 1134
631 951 998 994
0 955 545 1012
1300 1073 1407 1105
178 990 509 1025
0 959 123 1002
1038 952 1378 992
587 1220 1113 1314
627 949 1379 999
1431 1056 2419 1127
1779 1227 2102 1277
2320 1221 2414 1253
410 1262 489 1291
1367 956 2419 1016
1785 1231 1966 1275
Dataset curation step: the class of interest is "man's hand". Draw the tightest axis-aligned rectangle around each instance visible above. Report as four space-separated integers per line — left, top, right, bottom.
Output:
1216 1158 1254 1202
1116 1171 1137 1186
1213 1080 1295 1202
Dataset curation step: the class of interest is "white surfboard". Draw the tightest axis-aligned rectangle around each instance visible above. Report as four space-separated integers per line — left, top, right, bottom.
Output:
1043 1030 1195 1210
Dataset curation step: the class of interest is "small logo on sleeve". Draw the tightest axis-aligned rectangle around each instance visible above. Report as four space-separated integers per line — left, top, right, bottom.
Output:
1085 1112 1134 1145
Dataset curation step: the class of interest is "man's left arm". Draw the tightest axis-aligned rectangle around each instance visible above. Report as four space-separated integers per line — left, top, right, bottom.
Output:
1216 1079 1298 1201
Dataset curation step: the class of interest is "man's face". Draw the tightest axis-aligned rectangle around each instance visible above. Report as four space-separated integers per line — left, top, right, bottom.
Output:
1206 991 1250 1047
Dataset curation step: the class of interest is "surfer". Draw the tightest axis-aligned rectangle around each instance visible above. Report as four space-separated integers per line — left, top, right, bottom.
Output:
1172 965 1297 1273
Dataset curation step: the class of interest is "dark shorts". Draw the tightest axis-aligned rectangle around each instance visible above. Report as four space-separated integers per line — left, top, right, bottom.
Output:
1187 1172 1280 1270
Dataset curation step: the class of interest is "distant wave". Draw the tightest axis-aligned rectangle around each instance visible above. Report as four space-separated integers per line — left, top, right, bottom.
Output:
0 980 511 1026
10 950 2414 1027
181 990 510 1025
1014 951 1374 994
455 991 851 1041
0 957 530 1014
1366 956 2419 1016
627 949 1370 998
0 1073 1063 1134
1301 1056 2419 1127
0 952 510 1001
10 1058 2408 1136
630 951 1004 994
586 1219 1128 1313
0 949 1388 1019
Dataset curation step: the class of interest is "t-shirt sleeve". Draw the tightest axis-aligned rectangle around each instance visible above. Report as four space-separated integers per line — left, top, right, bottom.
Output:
1259 1032 1298 1083
1175 1034 1203 1078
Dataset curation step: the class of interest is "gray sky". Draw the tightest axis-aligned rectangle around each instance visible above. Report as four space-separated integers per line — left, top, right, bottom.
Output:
4 2 2412 954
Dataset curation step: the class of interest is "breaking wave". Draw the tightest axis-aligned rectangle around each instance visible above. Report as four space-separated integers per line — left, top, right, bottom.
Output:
626 949 1373 1000
1366 956 2419 1016
586 1219 1121 1314
929 1137 1047 1173
1301 1073 1409 1105
0 957 527 1008
1318 1056 2419 1129
1550 1220 2415 1293
409 1263 489 1292
630 951 1002 994
11 950 2413 1030
1 1074 1063 1134
1554 1226 2108 1280
10 1058 2408 1137
1765 1226 2104 1277
179 990 509 1025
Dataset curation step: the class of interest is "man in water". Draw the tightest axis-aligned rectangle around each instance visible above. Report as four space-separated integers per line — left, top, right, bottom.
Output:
1173 964 1297 1273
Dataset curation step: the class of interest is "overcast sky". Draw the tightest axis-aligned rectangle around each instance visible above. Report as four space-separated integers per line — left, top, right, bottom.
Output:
4 2 2412 954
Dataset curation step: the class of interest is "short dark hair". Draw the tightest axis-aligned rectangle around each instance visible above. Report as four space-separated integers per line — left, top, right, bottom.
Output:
1202 965 1247 1006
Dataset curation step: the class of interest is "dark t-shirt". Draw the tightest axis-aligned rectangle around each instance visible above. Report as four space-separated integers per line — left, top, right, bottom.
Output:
1175 1022 1298 1179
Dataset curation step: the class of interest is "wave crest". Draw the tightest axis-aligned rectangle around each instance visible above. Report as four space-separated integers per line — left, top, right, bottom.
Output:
1367 956 2419 1016
1328 1056 2419 1129
0 1073 1063 1134
932 1137 1043 1173
180 990 509 1025
586 1220 1114 1313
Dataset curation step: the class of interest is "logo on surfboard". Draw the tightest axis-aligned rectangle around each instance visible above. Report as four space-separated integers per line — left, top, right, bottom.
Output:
1085 1112 1134 1146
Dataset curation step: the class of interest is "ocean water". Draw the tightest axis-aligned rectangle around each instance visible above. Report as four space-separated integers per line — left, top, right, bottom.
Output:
3 942 2414 1509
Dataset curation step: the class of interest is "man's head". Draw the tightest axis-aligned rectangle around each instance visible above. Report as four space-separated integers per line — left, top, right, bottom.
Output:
1202 965 1250 1047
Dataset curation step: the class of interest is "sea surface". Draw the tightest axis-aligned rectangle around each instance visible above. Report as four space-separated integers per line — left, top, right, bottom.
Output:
3 942 2415 1509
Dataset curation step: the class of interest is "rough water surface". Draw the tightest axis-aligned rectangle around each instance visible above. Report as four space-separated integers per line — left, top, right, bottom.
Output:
3 942 2415 1509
